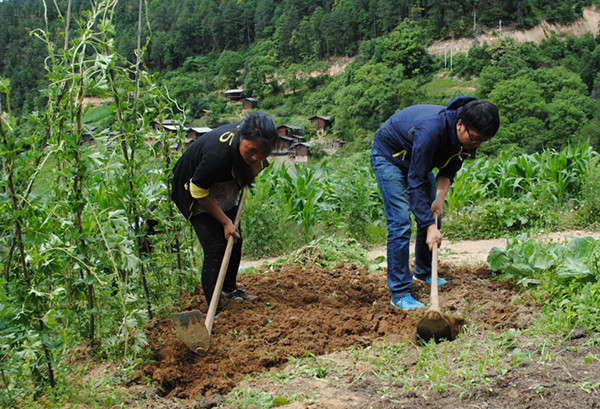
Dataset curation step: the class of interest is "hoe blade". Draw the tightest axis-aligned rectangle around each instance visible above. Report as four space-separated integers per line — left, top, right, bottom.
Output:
170 310 210 355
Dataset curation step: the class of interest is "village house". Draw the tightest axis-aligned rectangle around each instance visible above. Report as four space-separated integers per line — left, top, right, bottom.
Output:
242 97 258 110
185 127 212 149
223 89 245 103
151 119 182 134
327 138 345 149
81 124 97 146
275 135 295 154
276 124 307 155
148 119 184 151
278 125 306 144
67 123 97 146
309 115 332 132
277 124 302 137
289 142 311 162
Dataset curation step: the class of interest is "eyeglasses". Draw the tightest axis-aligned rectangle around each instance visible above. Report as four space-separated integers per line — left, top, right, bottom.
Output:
465 125 489 144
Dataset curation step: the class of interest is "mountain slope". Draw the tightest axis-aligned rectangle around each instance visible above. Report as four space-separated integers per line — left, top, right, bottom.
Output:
428 5 600 56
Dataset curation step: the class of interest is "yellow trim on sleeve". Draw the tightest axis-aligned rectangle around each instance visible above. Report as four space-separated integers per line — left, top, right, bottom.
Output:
189 181 210 199
392 150 407 158
439 147 471 169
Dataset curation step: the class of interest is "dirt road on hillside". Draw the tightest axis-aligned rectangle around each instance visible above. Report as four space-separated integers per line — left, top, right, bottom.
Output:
241 230 600 270
427 6 600 56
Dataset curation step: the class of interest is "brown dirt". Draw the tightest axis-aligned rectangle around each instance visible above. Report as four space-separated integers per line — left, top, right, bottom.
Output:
139 261 540 405
127 232 600 408
81 97 111 108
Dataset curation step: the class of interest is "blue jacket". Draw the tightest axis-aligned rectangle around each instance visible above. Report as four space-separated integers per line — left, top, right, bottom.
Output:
372 96 477 228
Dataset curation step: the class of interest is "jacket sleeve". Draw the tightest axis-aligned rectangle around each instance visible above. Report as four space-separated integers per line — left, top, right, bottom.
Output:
406 126 440 228
436 156 463 183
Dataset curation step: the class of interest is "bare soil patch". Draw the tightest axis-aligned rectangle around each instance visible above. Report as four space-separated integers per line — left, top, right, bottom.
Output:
82 97 111 108
126 232 600 408
141 263 506 399
428 6 600 56
368 230 600 267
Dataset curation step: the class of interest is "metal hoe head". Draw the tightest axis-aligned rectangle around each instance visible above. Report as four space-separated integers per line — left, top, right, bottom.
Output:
416 310 453 343
170 310 210 356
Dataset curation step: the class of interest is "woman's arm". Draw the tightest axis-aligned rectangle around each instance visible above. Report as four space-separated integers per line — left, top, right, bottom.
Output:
196 196 240 240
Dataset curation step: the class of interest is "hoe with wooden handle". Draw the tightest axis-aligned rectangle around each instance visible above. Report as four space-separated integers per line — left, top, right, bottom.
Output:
416 212 453 343
171 187 248 355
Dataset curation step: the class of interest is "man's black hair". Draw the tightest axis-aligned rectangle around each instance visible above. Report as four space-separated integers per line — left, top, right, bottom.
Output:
458 100 500 140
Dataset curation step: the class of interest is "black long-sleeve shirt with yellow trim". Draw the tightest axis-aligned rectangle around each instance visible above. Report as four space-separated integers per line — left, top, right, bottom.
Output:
171 123 265 219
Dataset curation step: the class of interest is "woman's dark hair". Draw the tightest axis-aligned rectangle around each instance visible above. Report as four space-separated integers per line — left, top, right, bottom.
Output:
232 112 278 187
238 111 278 148
458 100 500 140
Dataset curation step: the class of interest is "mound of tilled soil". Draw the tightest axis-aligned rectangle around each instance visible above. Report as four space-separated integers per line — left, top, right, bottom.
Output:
143 262 535 400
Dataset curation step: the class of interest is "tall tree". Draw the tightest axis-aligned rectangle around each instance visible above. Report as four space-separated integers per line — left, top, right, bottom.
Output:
255 0 276 39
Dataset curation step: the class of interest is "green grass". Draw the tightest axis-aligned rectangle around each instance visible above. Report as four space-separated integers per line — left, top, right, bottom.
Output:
15 363 136 409
222 324 580 408
419 76 478 100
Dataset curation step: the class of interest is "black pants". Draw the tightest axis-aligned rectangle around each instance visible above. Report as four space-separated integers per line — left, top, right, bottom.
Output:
189 207 242 306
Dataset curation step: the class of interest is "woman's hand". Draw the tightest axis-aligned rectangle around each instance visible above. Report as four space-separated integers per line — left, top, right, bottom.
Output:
197 195 241 240
223 219 241 241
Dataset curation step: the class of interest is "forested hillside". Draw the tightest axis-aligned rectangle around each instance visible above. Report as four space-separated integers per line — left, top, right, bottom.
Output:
1 0 600 154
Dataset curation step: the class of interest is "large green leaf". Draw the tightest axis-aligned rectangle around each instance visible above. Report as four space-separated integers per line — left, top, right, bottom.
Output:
555 256 591 280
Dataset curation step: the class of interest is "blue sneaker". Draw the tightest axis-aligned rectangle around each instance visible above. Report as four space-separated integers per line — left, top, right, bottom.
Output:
414 275 447 286
390 295 425 310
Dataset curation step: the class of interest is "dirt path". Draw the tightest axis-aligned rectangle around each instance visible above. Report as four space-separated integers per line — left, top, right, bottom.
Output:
369 230 600 267
241 230 600 270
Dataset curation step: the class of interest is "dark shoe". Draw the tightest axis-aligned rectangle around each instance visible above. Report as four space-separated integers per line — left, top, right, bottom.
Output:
221 288 257 300
214 304 224 320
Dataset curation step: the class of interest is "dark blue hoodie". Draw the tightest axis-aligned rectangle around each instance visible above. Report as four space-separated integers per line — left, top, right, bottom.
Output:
373 96 477 228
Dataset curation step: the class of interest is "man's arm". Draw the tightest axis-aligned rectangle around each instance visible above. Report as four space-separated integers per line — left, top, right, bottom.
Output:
426 176 451 251
431 176 451 217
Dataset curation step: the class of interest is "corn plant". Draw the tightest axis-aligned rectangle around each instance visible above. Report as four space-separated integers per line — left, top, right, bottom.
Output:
450 142 597 211
321 153 385 242
444 158 487 208
272 162 329 237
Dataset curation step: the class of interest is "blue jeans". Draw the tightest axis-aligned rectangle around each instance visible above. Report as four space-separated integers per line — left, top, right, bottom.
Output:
370 147 436 298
